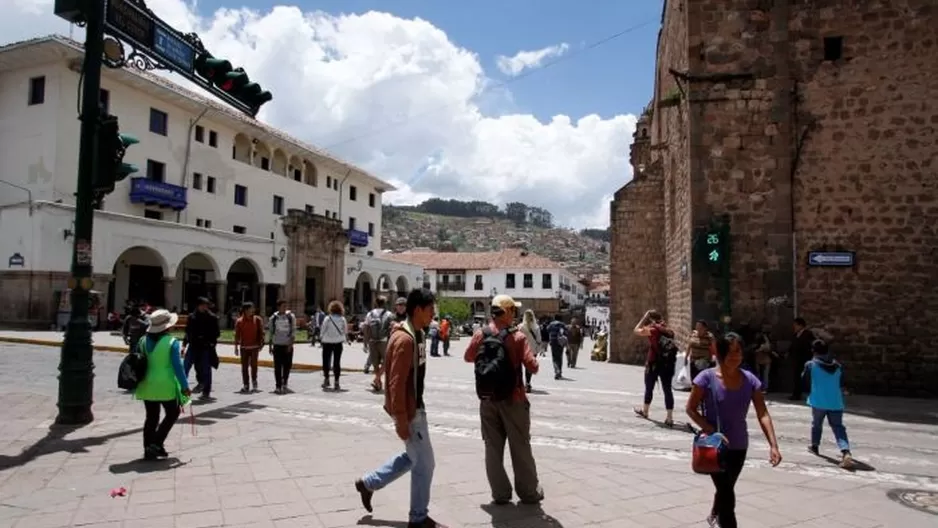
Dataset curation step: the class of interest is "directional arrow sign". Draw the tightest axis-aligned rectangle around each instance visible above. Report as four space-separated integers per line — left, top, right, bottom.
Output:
807 251 855 267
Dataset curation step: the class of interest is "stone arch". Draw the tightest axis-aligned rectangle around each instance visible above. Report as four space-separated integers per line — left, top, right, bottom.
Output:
376 273 393 292
287 155 303 182
233 133 251 164
226 257 263 310
353 272 374 314
110 246 169 312
251 139 273 170
303 160 318 187
272 148 289 177
395 275 409 296
175 252 220 313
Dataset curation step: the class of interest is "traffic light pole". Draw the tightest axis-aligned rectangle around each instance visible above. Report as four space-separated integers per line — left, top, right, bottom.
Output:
56 0 106 425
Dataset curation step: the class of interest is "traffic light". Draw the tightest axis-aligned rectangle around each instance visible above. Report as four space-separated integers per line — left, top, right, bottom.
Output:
194 53 273 115
94 113 139 195
694 219 730 276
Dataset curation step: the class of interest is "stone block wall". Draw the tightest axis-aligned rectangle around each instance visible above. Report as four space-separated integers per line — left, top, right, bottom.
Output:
787 1 938 397
0 271 112 328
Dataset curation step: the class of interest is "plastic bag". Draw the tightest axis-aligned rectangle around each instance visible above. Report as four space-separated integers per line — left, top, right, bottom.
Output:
674 360 692 391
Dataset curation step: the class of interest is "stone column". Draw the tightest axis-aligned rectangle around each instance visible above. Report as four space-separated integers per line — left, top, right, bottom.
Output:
162 278 174 310
258 283 267 316
214 281 227 316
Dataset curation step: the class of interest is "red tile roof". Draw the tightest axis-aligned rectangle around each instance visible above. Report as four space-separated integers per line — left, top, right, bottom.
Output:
386 250 562 271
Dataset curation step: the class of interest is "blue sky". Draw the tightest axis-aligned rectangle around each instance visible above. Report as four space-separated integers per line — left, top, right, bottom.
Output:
199 0 663 127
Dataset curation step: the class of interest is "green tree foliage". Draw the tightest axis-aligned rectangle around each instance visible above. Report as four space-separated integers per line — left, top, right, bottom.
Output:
437 296 472 322
580 227 611 242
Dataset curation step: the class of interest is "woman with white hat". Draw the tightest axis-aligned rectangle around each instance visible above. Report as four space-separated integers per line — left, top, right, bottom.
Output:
134 309 191 460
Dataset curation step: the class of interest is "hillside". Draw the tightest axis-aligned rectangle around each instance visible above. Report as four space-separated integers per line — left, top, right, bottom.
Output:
381 202 610 277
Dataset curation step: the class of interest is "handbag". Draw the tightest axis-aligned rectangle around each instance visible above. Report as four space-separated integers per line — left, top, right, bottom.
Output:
691 377 726 474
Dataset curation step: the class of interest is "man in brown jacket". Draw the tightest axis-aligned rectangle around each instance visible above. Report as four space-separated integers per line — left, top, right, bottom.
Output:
354 288 448 528
464 294 544 506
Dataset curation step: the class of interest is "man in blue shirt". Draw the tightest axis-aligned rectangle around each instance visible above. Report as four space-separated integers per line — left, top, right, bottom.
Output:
802 339 854 468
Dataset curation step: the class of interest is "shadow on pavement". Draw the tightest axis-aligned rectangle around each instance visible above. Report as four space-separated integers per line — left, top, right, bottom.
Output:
191 400 267 427
109 456 186 474
813 452 876 472
480 503 565 527
765 393 938 426
0 424 142 471
356 515 408 527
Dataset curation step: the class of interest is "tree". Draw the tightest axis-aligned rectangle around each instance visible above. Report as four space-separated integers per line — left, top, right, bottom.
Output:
505 201 529 224
436 296 471 322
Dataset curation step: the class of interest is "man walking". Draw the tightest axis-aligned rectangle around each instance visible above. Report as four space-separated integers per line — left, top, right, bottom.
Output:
546 314 567 379
565 317 584 369
234 302 265 393
268 300 296 394
464 295 544 506
393 297 407 323
789 317 815 400
182 297 220 400
364 296 394 392
354 289 448 528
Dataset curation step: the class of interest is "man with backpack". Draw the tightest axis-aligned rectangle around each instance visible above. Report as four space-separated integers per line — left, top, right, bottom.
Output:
632 309 678 427
546 314 567 380
463 295 544 506
364 296 394 392
268 300 296 394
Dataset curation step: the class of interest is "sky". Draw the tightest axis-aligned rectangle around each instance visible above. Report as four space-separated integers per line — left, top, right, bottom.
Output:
4 0 662 229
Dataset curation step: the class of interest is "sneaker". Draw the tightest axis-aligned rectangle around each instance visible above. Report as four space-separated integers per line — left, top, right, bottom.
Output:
354 479 373 513
322 379 331 389
274 387 283 395
334 382 341 391
252 381 259 392
192 383 203 394
492 498 511 505
240 385 250 394
840 452 854 469
143 444 160 461
807 445 819 456
706 513 719 527
155 445 169 458
407 518 448 528
283 384 291 394
198 393 213 401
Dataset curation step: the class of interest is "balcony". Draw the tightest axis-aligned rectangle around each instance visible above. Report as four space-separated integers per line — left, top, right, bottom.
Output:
129 177 187 210
347 228 369 247
436 281 466 292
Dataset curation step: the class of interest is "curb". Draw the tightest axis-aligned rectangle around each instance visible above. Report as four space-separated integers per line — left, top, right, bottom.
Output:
0 336 365 373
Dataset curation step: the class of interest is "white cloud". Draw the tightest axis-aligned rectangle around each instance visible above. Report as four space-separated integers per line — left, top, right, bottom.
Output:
3 1 635 229
495 42 570 77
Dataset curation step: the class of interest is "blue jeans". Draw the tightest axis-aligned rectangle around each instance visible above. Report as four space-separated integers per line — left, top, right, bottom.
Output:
187 348 212 395
430 336 440 356
362 409 435 523
811 408 850 452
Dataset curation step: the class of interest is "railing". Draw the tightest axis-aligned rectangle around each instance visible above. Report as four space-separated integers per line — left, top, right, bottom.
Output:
436 282 466 292
129 177 188 210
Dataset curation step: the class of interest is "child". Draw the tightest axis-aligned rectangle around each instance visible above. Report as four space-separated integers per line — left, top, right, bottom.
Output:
802 339 854 468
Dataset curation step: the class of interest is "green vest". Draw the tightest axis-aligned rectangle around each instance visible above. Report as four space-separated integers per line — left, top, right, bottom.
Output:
134 335 182 402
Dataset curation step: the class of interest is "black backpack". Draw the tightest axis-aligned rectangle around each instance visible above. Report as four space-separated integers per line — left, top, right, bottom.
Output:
656 333 679 368
117 340 148 390
474 328 516 401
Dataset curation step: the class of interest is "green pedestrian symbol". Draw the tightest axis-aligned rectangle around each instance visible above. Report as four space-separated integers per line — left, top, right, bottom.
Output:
709 249 720 262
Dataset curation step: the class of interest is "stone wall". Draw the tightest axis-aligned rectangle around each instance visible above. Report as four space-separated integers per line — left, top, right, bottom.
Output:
0 271 112 328
609 121 666 363
788 1 938 397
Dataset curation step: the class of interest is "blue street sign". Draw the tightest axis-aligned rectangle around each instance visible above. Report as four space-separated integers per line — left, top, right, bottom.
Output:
807 251 855 267
153 25 195 73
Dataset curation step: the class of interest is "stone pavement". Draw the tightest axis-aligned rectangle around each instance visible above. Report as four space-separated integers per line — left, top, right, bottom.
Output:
1 340 937 528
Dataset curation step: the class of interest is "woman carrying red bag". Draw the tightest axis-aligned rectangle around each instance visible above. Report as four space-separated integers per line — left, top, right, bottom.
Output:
686 336 782 528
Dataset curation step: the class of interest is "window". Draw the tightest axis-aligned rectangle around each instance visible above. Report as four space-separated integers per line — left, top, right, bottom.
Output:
293 168 301 182
325 209 330 217
368 222 374 236
208 130 218 147
205 219 212 228
823 36 843 61
541 273 552 289
333 179 339 190
234 184 248 206
369 193 376 207
146 160 165 182
326 176 332 188
192 172 203 190
349 217 356 230
149 108 168 136
28 76 45 106
194 125 204 143
523 273 533 288
232 145 237 159
206 176 216 193
196 218 203 227
144 209 163 220
99 89 110 114
474 275 483 291
305 204 314 214
273 195 284 215
260 157 270 171
332 211 337 219
505 273 516 289
233 225 246 234
349 185 358 201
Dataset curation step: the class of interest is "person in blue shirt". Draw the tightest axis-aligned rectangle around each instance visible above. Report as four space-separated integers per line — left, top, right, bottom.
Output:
802 339 854 468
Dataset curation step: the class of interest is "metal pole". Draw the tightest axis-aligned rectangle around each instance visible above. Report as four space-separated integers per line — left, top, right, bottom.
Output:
337 168 352 225
56 0 105 425
177 107 208 223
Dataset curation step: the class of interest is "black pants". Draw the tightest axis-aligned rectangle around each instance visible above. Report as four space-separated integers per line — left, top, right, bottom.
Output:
272 345 293 388
143 400 180 449
550 343 564 377
710 449 747 528
790 355 807 398
322 342 343 380
643 365 674 410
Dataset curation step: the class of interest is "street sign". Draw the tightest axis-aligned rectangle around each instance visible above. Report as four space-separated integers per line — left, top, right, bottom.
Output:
807 251 855 267
106 0 154 48
76 240 92 266
154 25 195 73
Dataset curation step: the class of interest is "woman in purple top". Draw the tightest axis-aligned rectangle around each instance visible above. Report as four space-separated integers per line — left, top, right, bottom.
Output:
686 336 782 528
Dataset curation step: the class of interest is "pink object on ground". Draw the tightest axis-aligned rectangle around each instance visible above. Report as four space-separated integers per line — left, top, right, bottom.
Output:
109 487 127 498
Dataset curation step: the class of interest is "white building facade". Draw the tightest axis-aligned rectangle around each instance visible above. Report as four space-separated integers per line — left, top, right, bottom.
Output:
0 36 421 325
387 249 584 317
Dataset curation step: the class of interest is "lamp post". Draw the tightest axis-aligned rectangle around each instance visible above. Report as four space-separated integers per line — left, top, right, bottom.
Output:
489 287 497 317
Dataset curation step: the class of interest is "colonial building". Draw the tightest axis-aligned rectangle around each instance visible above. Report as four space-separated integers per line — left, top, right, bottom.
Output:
610 1 938 397
386 249 584 317
0 36 421 326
